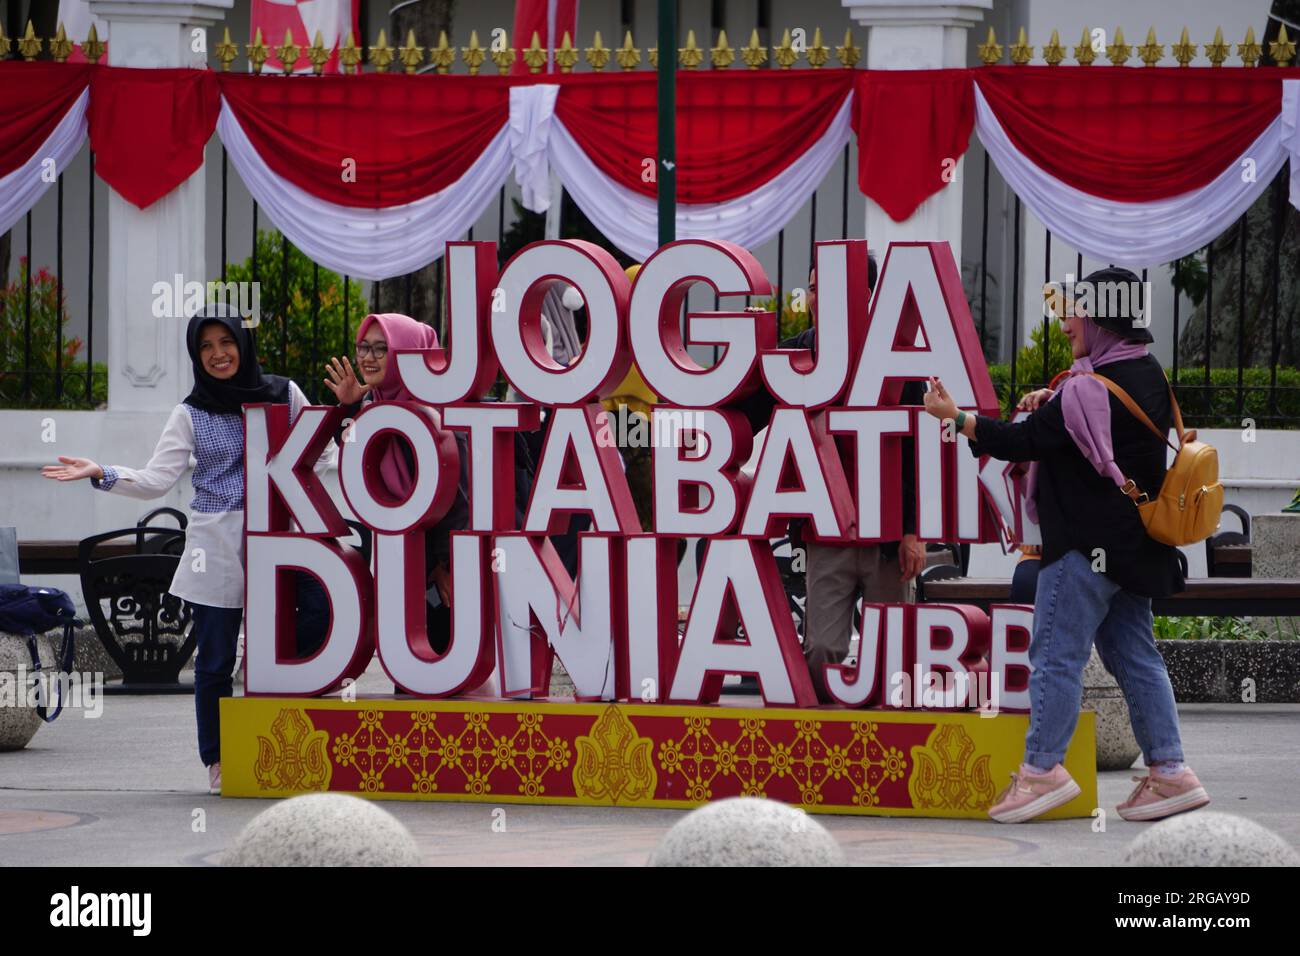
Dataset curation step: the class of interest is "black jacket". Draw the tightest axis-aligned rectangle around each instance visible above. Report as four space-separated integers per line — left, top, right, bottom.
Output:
969 353 1185 598
736 326 921 552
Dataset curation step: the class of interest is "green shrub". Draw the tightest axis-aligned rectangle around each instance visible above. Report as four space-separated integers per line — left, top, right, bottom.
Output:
224 231 371 403
988 363 1300 426
1152 616 1294 640
0 258 107 409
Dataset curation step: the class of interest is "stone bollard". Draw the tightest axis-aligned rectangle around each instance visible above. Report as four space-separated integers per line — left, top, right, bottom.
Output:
649 797 845 867
1081 648 1142 771
223 794 422 867
1124 811 1300 867
0 632 56 751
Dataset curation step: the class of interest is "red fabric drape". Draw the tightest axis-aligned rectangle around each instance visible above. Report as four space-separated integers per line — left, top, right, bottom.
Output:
511 0 580 75
0 62 92 178
88 67 219 209
852 70 975 222
554 70 854 203
975 66 1284 202
218 73 512 208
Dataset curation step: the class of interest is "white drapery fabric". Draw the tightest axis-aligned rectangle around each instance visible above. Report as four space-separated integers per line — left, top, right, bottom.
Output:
974 81 1300 267
508 83 854 262
0 88 88 237
217 98 515 281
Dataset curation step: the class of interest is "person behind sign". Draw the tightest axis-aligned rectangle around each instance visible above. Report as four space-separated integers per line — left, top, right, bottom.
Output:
324 313 470 661
741 260 927 704
42 304 335 795
923 267 1209 824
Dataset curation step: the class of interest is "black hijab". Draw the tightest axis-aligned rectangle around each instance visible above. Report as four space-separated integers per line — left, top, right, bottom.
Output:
183 304 291 415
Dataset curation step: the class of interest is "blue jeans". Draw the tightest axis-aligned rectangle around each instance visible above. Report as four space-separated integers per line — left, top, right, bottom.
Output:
191 603 242 767
1026 549 1184 771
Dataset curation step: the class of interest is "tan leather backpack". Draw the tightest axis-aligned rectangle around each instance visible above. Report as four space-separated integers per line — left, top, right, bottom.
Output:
1089 374 1224 547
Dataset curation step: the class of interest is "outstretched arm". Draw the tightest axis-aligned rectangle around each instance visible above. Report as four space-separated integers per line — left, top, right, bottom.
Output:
42 404 194 499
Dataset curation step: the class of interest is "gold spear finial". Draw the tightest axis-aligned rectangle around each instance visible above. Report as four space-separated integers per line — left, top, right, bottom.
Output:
807 27 830 68
1074 26 1096 65
0 23 11 58
429 30 456 73
277 28 301 74
306 30 329 74
490 30 516 74
462 30 486 74
774 28 799 68
82 22 105 64
1270 23 1296 66
1138 26 1163 66
50 23 74 62
648 44 657 67
555 31 579 72
368 28 395 72
1042 29 1065 65
741 28 768 69
1172 26 1196 66
215 27 238 71
711 29 735 69
1206 27 1230 66
836 28 860 68
615 30 640 70
522 30 547 73
1010 26 1033 65
679 29 703 68
585 30 610 70
340 31 362 74
18 20 43 60
247 27 269 74
1238 26 1262 67
1106 26 1131 65
977 27 1002 65
399 29 426 73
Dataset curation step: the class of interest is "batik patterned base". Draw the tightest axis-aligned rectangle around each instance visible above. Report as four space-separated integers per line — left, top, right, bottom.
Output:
221 698 1096 819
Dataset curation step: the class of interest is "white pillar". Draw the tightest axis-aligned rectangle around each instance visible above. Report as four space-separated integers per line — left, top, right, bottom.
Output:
840 0 992 265
87 0 232 412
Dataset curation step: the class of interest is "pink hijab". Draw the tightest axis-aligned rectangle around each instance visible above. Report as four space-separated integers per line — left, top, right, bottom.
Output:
1025 315 1149 522
356 313 439 498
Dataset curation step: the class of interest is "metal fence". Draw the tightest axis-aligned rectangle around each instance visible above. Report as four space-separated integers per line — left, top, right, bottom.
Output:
2 17 1296 426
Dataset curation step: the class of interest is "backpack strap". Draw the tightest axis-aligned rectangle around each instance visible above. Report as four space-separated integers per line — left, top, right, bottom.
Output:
1087 373 1182 452
1085 373 1184 506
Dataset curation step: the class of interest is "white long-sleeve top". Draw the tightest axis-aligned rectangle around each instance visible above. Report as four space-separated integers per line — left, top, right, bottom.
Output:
91 382 335 608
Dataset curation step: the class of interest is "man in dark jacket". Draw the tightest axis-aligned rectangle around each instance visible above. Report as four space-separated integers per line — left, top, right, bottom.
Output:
924 267 1209 826
740 262 926 704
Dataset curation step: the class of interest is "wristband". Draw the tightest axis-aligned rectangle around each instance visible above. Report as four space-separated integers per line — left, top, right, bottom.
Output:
954 410 968 430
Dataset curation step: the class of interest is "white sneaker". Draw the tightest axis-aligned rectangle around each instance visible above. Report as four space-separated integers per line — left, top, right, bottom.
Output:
207 762 222 795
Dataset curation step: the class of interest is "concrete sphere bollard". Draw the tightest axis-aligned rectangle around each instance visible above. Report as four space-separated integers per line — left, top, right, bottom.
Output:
1081 649 1142 771
1124 811 1300 867
0 633 54 751
223 794 422 867
649 797 845 867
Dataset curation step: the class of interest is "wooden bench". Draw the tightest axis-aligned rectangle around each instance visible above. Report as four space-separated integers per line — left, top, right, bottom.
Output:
920 577 1300 617
18 540 137 576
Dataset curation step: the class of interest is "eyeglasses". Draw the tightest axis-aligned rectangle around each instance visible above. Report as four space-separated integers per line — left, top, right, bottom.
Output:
356 343 388 359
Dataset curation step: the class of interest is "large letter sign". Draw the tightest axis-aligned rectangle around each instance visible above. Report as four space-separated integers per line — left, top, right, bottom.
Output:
243 238 1026 714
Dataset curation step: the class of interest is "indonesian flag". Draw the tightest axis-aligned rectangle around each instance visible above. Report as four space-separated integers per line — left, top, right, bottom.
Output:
251 0 358 74
56 0 108 63
511 0 579 74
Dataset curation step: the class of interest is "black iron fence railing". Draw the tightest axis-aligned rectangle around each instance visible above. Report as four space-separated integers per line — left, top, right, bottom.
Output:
2 19 1296 426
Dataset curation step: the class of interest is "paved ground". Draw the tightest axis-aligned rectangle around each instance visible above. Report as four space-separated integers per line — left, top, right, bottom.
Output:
1 663 1297 866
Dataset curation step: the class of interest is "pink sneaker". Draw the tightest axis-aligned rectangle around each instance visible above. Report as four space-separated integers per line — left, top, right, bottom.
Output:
1117 768 1209 822
207 762 222 795
987 764 1081 823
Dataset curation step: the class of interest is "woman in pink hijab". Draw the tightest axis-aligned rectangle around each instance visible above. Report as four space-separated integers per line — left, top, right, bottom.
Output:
325 313 468 656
